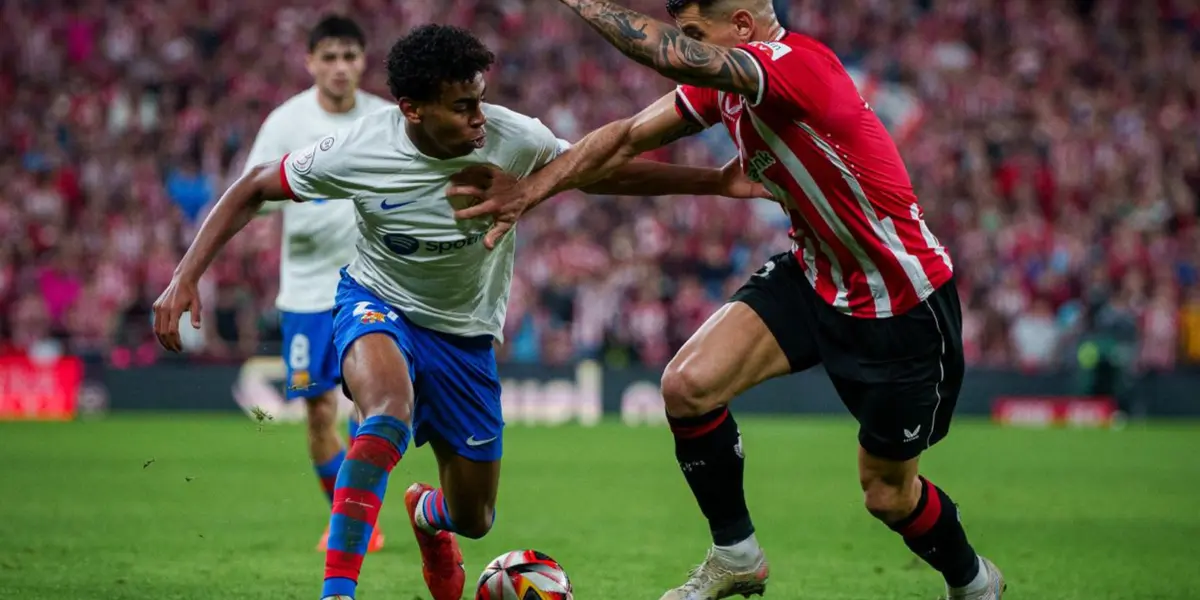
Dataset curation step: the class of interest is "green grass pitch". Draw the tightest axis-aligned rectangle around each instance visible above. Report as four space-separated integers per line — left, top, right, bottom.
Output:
1 415 1197 599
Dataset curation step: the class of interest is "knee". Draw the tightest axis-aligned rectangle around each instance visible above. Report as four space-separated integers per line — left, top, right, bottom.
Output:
861 476 920 523
354 390 413 423
661 361 720 417
453 503 495 540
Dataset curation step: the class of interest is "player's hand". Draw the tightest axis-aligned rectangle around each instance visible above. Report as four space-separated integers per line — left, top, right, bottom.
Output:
447 166 534 251
152 276 202 353
719 158 774 202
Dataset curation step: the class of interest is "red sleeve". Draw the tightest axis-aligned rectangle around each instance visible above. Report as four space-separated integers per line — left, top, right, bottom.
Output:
277 152 304 202
274 152 307 204
674 84 721 129
736 39 831 116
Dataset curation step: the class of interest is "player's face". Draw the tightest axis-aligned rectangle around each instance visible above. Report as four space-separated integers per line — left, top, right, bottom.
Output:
409 73 489 158
306 38 366 101
674 5 754 48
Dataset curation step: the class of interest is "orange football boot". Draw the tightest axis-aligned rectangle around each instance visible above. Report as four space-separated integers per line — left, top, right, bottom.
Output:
404 482 465 600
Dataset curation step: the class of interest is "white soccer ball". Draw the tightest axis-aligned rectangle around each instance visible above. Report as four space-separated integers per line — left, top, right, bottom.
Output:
475 550 573 600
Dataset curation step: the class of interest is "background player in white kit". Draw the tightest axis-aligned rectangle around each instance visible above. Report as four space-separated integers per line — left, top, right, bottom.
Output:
151 24 767 600
241 15 392 553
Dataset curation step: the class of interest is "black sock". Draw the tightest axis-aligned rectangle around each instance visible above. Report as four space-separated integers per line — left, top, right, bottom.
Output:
889 477 980 588
668 407 754 546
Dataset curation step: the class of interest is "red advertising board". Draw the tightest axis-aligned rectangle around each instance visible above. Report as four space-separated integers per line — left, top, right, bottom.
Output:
0 353 83 421
991 396 1117 428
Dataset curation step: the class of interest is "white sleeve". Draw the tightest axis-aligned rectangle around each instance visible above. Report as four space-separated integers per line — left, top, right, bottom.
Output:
280 132 361 202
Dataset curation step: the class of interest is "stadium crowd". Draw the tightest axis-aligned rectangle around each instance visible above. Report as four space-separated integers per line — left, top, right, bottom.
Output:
2 0 1200 373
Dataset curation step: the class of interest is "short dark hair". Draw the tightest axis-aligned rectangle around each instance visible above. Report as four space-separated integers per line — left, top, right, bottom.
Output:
666 0 721 17
385 24 495 102
308 15 367 52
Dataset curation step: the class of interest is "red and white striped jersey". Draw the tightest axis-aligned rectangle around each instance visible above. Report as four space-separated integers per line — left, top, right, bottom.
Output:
675 30 953 318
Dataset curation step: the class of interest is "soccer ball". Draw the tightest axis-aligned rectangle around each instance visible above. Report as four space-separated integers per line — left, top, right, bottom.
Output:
475 550 573 600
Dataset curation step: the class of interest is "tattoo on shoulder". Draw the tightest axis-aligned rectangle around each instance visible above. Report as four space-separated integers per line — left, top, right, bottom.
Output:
659 31 760 93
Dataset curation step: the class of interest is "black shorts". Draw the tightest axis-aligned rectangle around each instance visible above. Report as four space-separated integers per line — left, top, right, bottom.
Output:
730 252 965 461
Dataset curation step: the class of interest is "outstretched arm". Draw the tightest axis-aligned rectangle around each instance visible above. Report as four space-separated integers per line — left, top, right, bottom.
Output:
152 161 292 352
494 92 707 211
557 0 761 97
451 92 770 249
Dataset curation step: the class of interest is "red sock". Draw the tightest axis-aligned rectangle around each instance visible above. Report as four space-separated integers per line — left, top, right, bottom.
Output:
314 448 345 504
888 477 980 588
321 415 409 598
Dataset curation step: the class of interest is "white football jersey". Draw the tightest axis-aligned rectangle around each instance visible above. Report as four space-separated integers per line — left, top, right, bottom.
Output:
243 86 394 313
280 104 569 341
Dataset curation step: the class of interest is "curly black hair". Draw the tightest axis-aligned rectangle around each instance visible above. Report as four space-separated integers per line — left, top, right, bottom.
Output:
386 24 496 102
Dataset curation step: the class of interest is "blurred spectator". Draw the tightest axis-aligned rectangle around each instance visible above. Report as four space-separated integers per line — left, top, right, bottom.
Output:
1010 298 1061 370
164 160 214 224
0 0 1198 373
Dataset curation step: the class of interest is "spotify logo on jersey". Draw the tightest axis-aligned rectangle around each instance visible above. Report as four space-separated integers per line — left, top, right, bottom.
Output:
383 233 420 256
383 232 486 256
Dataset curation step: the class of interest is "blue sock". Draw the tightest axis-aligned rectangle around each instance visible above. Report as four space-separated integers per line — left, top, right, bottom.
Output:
315 449 346 504
322 415 410 599
347 416 360 441
420 488 457 532
419 490 499 539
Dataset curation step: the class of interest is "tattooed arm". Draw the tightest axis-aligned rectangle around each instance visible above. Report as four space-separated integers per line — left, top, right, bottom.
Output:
558 0 761 96
521 93 708 202
449 93 714 248
559 94 707 196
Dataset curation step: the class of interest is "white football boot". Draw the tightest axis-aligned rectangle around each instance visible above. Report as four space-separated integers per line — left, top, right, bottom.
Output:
946 557 1006 600
659 547 770 600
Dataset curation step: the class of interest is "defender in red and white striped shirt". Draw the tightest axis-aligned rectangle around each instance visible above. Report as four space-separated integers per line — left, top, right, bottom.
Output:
676 31 954 319
452 1 1005 599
